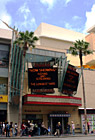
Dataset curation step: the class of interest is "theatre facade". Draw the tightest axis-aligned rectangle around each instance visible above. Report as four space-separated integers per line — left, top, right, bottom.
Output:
21 23 84 133
21 48 81 133
1 23 95 133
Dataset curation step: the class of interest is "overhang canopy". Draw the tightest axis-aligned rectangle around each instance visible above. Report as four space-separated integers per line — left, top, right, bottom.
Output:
23 94 82 107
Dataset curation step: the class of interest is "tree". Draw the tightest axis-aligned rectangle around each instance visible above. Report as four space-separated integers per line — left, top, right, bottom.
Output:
14 30 39 136
69 40 93 134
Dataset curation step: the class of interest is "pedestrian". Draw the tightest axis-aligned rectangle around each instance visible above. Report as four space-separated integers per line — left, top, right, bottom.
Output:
29 121 34 136
14 123 18 136
54 122 62 137
83 122 85 134
71 121 75 135
67 122 70 134
26 120 30 136
37 123 41 136
87 121 90 133
41 122 48 135
0 122 2 136
6 122 10 137
10 122 13 137
21 123 26 136
2 122 5 135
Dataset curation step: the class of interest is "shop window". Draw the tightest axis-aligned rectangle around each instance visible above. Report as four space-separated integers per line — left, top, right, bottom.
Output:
0 84 7 95
0 50 9 68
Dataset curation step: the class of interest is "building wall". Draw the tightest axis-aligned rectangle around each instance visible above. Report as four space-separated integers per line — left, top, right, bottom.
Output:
8 104 18 124
35 23 95 108
76 69 95 108
35 23 85 42
85 33 95 64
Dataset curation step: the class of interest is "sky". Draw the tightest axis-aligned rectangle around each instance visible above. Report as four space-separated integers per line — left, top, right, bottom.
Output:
0 0 95 34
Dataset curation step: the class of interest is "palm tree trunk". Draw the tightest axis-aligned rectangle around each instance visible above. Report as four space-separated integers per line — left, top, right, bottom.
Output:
17 53 25 136
81 66 88 134
79 51 88 134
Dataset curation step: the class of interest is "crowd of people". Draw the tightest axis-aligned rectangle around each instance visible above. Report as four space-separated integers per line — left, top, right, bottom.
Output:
0 120 90 137
0 121 49 137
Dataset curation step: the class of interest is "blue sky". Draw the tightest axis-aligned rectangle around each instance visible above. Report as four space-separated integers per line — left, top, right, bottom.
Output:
0 0 95 33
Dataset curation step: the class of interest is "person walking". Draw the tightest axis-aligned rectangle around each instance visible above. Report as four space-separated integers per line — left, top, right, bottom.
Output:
54 122 62 137
41 122 48 135
6 122 10 137
71 121 75 135
2 122 5 135
10 122 13 137
14 123 18 136
21 123 26 136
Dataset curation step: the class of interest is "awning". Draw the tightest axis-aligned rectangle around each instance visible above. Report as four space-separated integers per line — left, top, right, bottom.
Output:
77 64 95 69
23 94 82 107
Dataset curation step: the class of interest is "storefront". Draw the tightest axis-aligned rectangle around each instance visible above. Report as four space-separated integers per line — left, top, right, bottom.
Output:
0 95 8 122
23 94 82 133
79 109 95 133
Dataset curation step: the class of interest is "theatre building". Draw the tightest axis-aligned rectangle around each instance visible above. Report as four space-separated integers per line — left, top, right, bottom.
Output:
0 23 95 133
22 23 84 134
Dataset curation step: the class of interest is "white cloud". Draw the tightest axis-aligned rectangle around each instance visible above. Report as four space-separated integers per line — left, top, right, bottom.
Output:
15 2 37 31
64 22 83 33
72 16 81 21
84 4 95 32
18 2 31 20
0 0 12 29
40 0 72 10
40 0 56 10
64 0 71 6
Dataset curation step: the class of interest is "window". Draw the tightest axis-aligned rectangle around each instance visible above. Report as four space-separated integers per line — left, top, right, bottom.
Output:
0 50 9 67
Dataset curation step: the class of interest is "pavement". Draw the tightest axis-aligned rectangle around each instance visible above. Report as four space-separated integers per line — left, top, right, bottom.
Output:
0 133 95 139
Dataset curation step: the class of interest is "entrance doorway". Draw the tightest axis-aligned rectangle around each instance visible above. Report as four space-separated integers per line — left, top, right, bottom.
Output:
0 110 7 122
52 117 68 134
49 113 71 134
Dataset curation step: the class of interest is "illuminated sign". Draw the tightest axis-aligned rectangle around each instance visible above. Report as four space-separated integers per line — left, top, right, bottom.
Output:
62 64 79 95
0 95 8 103
32 62 51 68
28 68 58 89
31 89 54 93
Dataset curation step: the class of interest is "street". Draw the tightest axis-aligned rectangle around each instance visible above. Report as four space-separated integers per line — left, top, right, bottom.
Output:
0 135 95 140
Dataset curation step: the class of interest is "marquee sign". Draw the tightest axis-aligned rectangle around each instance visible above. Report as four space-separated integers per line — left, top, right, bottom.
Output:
62 64 79 95
28 67 58 89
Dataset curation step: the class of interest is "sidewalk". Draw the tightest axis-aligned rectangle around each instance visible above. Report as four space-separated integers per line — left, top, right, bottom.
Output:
0 133 95 139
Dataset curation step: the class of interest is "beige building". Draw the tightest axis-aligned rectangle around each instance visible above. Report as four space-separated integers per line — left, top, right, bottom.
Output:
22 23 95 133
0 23 95 134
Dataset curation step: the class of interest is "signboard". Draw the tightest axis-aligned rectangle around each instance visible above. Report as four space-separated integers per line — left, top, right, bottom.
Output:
81 114 95 133
0 95 8 103
62 64 79 95
28 68 58 89
32 62 51 68
49 114 71 117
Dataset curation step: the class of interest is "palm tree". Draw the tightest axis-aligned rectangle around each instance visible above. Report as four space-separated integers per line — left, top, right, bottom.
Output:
69 40 93 134
14 30 39 136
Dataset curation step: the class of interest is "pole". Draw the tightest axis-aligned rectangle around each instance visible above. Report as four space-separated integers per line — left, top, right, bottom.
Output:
17 54 25 136
81 66 88 134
